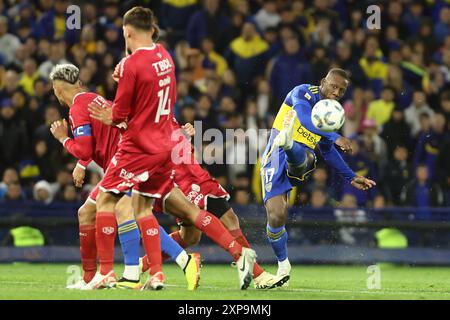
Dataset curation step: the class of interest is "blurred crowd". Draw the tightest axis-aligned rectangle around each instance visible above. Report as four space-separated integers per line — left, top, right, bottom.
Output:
0 0 450 212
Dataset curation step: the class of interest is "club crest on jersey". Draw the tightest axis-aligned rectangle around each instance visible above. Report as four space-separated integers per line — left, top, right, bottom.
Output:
156 52 162 59
265 182 272 192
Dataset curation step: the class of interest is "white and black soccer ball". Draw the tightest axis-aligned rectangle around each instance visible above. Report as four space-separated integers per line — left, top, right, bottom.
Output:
311 99 345 132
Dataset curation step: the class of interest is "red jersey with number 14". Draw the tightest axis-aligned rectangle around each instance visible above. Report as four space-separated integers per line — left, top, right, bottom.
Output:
112 44 177 154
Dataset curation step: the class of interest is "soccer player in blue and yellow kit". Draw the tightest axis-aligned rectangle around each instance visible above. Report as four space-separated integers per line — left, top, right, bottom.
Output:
261 68 376 285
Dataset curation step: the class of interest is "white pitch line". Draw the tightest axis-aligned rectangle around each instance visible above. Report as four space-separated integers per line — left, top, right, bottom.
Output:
2 282 449 297
165 284 450 296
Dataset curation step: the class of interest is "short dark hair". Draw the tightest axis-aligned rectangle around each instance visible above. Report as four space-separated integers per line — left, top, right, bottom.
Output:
123 6 159 41
327 68 350 82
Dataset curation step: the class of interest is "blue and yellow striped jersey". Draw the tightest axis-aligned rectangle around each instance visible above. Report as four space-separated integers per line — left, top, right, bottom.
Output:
272 84 339 149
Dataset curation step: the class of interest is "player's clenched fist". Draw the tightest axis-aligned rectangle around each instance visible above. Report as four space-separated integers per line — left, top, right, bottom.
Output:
50 119 69 143
72 165 85 188
182 123 195 137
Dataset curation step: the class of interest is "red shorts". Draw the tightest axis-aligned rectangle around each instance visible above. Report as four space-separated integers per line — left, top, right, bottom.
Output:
88 184 99 204
152 176 230 213
100 150 175 198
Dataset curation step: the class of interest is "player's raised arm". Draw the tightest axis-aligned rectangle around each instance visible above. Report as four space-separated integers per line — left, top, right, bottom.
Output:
50 119 95 161
111 53 136 124
49 64 95 162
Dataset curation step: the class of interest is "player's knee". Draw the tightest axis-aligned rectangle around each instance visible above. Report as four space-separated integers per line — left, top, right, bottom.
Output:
115 199 133 225
265 199 288 228
219 209 240 230
78 204 95 225
180 228 202 246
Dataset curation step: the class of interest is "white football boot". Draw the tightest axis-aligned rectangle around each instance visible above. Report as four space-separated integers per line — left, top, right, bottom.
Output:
66 279 87 290
236 247 257 290
254 271 290 289
276 259 291 287
81 270 117 290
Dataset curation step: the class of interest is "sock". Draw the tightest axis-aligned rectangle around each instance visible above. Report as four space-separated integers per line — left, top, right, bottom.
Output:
79 224 97 283
175 251 190 271
138 215 162 275
284 141 307 166
160 226 184 263
194 210 243 261
230 228 264 278
118 220 140 281
122 266 140 281
141 229 189 273
266 224 288 262
95 212 117 275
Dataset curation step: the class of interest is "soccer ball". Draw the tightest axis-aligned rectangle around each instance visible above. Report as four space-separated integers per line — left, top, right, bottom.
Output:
311 99 345 132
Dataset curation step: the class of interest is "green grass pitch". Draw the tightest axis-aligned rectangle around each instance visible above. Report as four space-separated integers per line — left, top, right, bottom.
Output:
0 263 449 300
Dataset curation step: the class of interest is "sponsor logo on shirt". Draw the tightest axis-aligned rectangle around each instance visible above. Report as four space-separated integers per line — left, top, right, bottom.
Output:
152 58 173 76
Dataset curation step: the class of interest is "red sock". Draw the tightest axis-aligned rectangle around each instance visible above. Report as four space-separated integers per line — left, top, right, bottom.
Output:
194 210 242 260
141 230 187 273
79 224 97 283
95 212 117 275
138 215 162 275
230 228 264 278
170 230 189 248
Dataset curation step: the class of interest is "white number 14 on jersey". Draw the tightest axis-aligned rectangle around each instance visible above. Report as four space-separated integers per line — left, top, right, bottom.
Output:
155 86 171 123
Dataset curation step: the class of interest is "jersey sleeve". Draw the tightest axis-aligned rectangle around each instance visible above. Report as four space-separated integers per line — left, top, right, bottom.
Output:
317 139 356 182
65 101 95 161
111 57 136 123
76 159 91 169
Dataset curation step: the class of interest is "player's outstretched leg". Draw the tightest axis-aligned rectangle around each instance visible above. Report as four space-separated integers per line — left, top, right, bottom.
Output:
165 188 256 290
67 201 97 289
274 109 316 178
265 194 291 286
218 208 290 289
157 226 201 290
114 195 142 290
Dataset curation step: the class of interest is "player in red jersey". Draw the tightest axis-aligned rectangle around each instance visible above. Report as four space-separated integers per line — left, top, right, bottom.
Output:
49 64 202 290
89 6 257 290
141 123 290 289
48 64 126 289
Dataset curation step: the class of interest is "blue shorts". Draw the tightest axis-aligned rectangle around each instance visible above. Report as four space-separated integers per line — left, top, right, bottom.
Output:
260 134 316 204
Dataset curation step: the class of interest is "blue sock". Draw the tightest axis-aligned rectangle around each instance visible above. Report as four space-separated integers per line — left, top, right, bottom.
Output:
266 224 288 262
159 226 183 261
118 220 140 266
284 141 306 166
